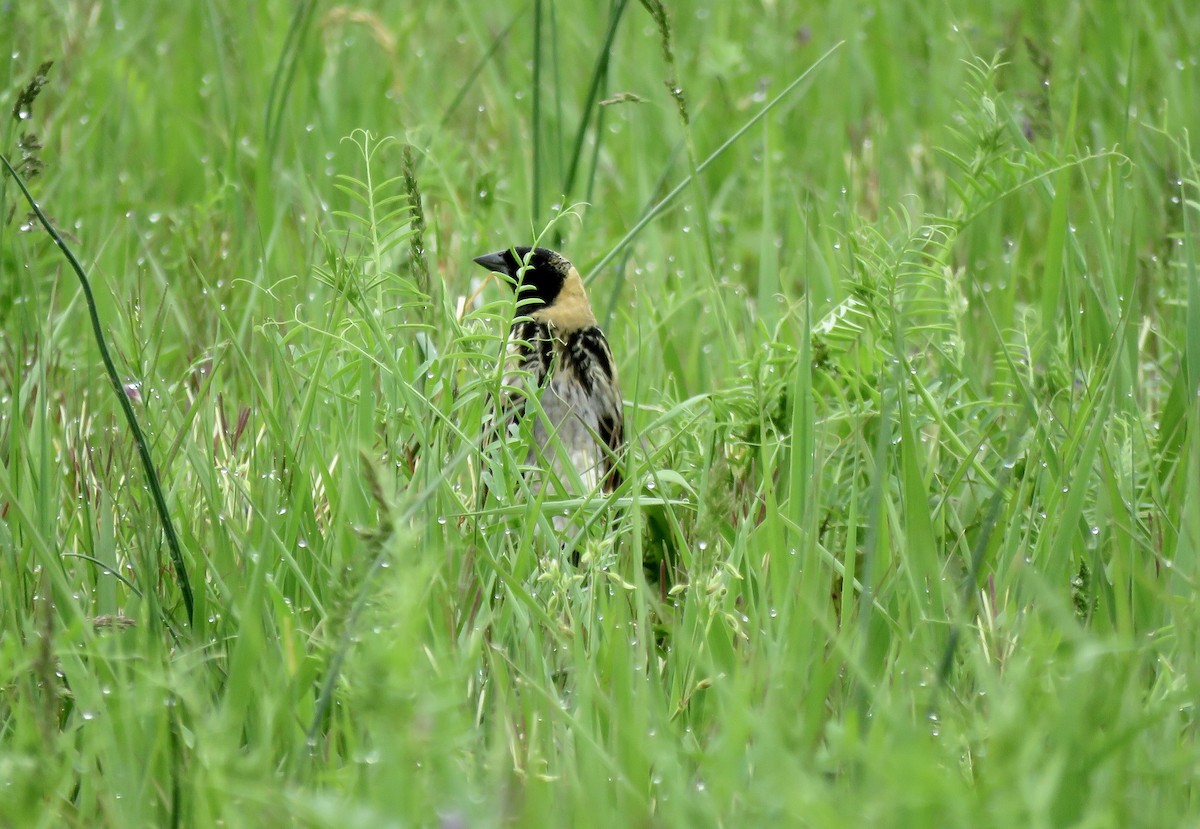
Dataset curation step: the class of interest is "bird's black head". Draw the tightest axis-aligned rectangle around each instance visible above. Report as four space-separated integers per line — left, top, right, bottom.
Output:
473 246 572 310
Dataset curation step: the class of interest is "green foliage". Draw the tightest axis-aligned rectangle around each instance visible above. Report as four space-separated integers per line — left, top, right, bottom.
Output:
1 1 1198 826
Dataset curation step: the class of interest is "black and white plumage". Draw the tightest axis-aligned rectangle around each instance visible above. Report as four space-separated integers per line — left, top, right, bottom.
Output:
473 246 624 498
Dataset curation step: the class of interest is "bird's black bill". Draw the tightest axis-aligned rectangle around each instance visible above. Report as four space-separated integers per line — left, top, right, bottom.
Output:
473 251 509 274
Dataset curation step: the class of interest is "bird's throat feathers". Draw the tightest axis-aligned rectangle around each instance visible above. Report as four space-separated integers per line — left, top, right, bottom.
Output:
531 267 596 332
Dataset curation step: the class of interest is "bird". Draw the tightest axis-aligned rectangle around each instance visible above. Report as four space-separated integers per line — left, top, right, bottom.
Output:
473 246 624 512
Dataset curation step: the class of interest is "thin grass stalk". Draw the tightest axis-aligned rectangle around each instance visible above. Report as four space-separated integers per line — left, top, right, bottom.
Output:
638 0 717 275
438 4 530 130
588 41 843 280
531 0 544 223
562 0 631 208
264 0 318 160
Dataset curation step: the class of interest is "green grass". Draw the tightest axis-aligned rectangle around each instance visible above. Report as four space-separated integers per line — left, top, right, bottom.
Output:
2 1 1198 826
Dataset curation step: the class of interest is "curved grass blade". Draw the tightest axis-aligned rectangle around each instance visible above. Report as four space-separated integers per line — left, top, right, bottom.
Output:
1 154 195 627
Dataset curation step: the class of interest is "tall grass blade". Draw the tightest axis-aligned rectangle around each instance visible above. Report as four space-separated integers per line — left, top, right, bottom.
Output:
1 153 195 627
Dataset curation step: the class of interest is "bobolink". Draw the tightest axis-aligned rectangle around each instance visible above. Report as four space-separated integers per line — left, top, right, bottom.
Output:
473 246 624 504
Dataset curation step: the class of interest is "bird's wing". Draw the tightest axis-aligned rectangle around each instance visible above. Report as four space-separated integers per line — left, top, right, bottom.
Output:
573 328 624 491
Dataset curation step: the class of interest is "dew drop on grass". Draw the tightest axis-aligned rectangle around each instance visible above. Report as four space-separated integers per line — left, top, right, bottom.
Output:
357 748 382 766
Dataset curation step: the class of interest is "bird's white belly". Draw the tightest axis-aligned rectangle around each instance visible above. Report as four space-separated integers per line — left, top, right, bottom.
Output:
528 371 603 493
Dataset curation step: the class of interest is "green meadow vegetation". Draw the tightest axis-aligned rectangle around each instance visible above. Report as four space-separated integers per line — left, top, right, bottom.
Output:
2 1 1198 825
